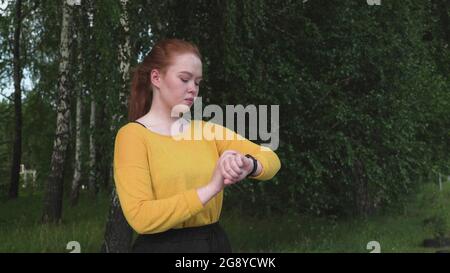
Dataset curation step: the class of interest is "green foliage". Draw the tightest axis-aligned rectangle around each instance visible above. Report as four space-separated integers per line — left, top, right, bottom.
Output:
422 182 450 240
0 0 449 218
22 91 55 185
155 0 450 217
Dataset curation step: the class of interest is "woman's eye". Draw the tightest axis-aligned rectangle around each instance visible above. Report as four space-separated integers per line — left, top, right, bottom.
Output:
180 78 200 86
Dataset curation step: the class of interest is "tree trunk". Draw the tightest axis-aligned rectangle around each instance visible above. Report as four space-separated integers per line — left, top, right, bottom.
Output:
101 0 133 252
101 188 133 253
70 5 84 207
69 80 83 206
8 0 23 200
88 99 97 196
42 1 73 223
353 159 372 217
84 0 98 198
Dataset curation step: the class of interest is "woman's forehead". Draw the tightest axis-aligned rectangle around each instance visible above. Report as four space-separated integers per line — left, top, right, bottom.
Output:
170 53 202 75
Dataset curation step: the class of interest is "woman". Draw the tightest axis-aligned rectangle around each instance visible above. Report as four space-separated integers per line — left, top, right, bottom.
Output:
114 38 281 253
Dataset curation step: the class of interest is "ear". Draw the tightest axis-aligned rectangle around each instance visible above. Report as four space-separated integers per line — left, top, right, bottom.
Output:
150 69 161 89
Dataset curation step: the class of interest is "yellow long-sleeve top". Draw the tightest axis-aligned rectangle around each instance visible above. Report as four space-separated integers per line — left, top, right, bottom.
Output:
113 119 281 234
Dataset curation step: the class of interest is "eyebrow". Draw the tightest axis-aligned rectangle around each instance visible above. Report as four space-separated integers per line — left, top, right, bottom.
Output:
178 71 202 80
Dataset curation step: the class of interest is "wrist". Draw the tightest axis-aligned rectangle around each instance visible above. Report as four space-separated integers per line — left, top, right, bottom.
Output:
208 179 223 194
245 154 258 178
253 160 263 177
197 182 222 206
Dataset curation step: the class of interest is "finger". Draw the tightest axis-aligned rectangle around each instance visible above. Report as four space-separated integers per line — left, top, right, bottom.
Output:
224 178 235 185
220 159 234 179
220 162 235 180
221 155 244 179
225 161 240 178
235 155 244 168
230 158 243 174
224 160 240 178
243 156 252 167
226 177 239 185
219 153 236 165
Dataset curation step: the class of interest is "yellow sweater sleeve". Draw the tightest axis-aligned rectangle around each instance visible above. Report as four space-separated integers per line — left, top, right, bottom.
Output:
207 121 281 181
113 125 204 234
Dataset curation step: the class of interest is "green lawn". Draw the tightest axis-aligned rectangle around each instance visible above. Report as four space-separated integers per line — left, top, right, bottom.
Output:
1 182 449 253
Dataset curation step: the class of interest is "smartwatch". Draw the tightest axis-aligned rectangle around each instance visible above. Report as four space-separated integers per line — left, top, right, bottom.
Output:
245 154 258 178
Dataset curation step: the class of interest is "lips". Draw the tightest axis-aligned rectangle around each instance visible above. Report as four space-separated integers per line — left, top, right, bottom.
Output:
184 98 194 103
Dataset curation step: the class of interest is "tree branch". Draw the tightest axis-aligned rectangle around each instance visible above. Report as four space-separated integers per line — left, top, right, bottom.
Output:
0 92 13 102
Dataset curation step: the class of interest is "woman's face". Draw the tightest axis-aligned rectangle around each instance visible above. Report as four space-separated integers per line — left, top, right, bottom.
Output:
152 53 202 113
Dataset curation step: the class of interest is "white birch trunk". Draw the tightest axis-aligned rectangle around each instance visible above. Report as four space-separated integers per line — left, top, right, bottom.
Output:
42 0 74 223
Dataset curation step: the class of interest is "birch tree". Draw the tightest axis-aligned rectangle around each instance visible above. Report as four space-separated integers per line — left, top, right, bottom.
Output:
69 3 84 206
42 0 74 223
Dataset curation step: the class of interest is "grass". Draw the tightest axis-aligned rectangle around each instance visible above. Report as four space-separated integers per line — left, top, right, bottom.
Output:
223 182 450 253
1 182 450 253
0 191 110 253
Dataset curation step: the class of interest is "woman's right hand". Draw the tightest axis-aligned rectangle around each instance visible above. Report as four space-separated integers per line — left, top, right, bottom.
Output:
208 150 240 192
198 150 245 206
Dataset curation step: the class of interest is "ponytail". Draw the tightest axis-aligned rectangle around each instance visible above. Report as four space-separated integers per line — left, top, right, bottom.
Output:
128 64 152 121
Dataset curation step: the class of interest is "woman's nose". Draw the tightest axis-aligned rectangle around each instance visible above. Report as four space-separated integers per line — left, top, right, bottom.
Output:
187 83 197 93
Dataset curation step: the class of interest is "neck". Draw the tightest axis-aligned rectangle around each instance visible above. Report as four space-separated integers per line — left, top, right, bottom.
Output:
140 95 183 128
149 104 178 124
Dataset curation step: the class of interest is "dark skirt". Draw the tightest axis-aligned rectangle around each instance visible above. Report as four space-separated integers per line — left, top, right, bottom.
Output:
132 222 232 253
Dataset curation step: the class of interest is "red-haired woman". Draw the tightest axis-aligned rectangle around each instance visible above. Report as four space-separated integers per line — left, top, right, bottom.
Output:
114 38 281 253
